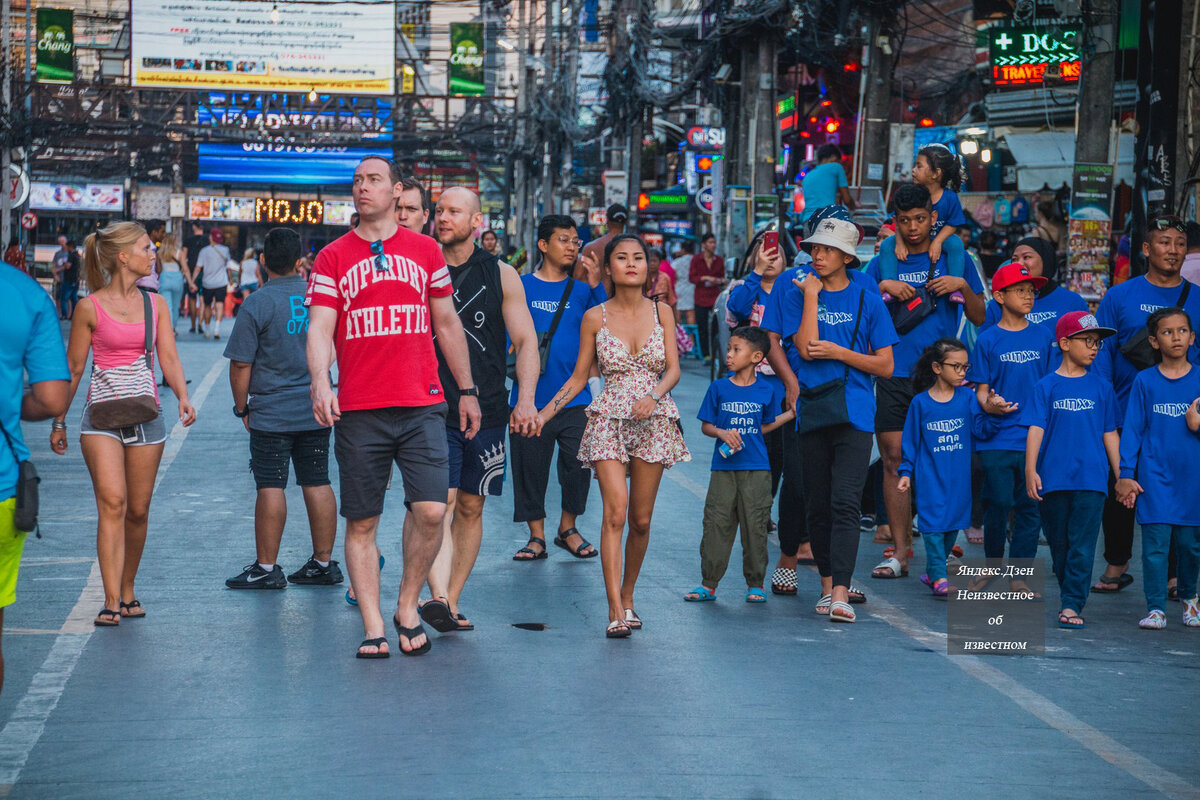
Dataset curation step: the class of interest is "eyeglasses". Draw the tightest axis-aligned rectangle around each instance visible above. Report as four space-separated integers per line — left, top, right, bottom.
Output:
939 361 971 373
370 239 387 273
1069 337 1102 350
1150 216 1186 234
1003 286 1036 297
553 236 582 248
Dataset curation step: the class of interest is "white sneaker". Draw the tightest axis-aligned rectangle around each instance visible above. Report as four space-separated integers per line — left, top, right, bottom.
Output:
1183 597 1200 627
1139 609 1167 630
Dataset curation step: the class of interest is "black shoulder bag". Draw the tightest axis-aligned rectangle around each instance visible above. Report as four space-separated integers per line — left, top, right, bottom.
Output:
507 278 575 380
795 289 865 434
887 258 939 336
1120 281 1191 371
0 420 39 535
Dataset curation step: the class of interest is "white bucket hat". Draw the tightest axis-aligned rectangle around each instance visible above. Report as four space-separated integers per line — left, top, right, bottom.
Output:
801 217 862 267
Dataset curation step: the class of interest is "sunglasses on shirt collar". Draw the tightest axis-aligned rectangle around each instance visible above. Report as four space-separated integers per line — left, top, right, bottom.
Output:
370 239 387 273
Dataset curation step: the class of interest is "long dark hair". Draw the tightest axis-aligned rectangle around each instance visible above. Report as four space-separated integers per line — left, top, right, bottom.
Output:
918 144 964 192
912 337 967 393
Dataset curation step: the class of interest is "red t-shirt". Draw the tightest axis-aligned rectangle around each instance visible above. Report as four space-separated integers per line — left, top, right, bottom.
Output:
305 228 452 411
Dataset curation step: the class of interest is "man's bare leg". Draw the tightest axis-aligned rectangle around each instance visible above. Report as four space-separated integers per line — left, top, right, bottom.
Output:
425 489 458 599
345 516 387 656
397 500 447 652
442 491 485 617
876 431 912 574
301 484 337 562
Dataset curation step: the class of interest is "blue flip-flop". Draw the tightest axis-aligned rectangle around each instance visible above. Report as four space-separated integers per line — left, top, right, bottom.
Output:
745 588 767 603
684 586 716 602
345 555 386 607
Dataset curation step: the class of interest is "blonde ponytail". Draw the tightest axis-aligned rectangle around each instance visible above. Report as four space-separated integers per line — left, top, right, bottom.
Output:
83 221 146 291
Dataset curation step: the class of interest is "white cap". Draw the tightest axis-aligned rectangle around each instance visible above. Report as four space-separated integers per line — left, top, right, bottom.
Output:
801 217 861 267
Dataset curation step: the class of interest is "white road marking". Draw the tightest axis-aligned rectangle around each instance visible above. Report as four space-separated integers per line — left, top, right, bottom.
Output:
0 356 225 789
663 469 1200 799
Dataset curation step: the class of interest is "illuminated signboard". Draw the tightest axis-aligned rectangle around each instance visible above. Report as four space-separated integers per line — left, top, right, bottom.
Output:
686 152 719 174
989 26 1081 87
639 189 690 214
196 93 392 135
186 195 351 225
197 143 393 185
776 94 798 133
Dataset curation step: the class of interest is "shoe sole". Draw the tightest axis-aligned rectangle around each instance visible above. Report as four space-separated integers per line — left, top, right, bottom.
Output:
286 575 344 585
226 581 286 590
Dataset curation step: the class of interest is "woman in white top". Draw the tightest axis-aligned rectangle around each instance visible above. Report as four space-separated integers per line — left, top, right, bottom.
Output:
237 248 260 303
157 233 184 329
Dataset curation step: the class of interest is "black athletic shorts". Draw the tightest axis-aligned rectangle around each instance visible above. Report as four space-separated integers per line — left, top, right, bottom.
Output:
447 424 507 497
249 428 331 490
202 286 227 305
875 375 916 433
333 404 449 519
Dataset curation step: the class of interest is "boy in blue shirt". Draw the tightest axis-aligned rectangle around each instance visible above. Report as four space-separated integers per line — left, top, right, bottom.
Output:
1117 307 1200 630
1024 311 1120 629
686 327 793 603
968 263 1055 568
866 183 986 580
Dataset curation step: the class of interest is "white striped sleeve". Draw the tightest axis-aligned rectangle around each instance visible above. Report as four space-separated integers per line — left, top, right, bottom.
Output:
429 265 452 296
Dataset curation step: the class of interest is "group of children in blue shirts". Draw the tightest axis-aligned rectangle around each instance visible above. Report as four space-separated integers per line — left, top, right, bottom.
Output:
680 158 1200 634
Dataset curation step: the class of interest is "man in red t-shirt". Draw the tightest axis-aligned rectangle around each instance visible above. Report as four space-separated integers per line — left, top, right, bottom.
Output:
306 156 481 658
689 232 727 361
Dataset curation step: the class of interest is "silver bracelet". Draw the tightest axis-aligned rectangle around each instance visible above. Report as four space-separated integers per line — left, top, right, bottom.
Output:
51 420 67 431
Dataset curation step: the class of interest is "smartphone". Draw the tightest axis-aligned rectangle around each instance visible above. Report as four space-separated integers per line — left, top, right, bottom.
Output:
762 231 779 252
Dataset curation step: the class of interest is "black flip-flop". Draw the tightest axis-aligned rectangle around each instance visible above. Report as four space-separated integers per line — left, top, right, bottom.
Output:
453 613 474 631
554 528 598 559
355 637 390 659
513 538 547 561
1092 573 1134 593
94 608 120 627
392 617 431 656
119 600 145 618
418 597 458 633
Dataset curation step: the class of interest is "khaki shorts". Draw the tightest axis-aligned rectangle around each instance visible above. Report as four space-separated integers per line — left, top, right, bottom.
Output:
0 498 29 608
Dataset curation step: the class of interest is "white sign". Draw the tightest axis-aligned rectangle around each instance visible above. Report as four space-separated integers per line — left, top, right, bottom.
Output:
169 193 187 218
30 181 123 211
130 0 395 95
696 184 715 214
8 164 28 207
602 170 628 209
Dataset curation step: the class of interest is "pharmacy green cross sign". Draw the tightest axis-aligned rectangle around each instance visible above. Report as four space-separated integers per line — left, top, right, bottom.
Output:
989 25 1081 88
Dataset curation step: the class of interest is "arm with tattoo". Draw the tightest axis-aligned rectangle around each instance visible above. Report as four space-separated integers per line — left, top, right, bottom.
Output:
538 308 600 425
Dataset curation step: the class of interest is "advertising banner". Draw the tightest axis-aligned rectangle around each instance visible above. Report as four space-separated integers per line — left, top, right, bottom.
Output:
448 22 485 96
1068 163 1114 301
131 0 395 95
36 8 74 83
30 182 123 211
197 143 393 185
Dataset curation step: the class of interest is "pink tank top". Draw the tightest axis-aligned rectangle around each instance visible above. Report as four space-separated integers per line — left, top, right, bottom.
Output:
90 295 159 401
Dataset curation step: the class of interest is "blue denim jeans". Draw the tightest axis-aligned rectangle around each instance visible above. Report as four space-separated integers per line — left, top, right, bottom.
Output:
978 449 1042 560
1142 524 1200 612
922 531 959 583
1039 490 1104 613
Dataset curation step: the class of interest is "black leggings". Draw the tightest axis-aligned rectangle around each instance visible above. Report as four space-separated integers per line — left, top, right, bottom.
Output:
777 420 808 556
696 305 715 359
800 424 873 587
1102 470 1136 567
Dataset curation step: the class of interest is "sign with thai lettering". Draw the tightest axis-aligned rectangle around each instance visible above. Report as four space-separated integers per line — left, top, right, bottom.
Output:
36 8 74 84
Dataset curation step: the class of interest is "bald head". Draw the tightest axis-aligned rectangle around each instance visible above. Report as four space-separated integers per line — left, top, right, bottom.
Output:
434 187 484 248
438 186 481 214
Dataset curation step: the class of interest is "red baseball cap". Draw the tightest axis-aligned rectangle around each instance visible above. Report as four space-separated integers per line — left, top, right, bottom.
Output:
991 262 1048 293
1055 310 1115 342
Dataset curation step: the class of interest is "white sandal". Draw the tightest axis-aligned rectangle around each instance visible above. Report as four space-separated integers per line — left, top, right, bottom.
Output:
623 608 642 630
1182 597 1200 627
1139 609 1166 630
871 556 908 579
829 600 856 623
815 594 832 615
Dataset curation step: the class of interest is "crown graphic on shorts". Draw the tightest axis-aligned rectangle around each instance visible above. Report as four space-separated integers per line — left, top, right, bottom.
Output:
480 444 506 471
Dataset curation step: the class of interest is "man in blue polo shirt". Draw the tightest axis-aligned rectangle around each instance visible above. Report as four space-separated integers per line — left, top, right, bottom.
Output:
0 263 69 692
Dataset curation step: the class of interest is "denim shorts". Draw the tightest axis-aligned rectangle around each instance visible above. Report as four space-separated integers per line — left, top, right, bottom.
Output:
249 427 332 490
80 406 167 446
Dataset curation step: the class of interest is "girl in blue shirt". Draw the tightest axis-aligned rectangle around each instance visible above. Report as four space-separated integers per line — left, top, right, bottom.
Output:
898 338 976 596
895 144 967 274
1117 307 1200 630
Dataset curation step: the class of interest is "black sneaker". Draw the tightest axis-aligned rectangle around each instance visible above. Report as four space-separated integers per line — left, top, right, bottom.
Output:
287 558 344 585
226 563 286 590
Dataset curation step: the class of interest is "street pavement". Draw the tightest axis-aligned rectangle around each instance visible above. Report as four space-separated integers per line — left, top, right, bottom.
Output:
0 320 1198 799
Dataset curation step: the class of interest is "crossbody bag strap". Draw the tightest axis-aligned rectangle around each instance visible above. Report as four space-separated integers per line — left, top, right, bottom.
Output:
542 277 575 350
1179 280 1191 309
0 418 19 462
844 289 865 383
139 288 154 371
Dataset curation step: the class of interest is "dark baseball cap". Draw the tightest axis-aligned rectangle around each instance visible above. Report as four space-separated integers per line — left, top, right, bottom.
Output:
607 204 629 222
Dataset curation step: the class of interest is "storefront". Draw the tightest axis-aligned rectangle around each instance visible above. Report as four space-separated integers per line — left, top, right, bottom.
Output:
183 192 356 257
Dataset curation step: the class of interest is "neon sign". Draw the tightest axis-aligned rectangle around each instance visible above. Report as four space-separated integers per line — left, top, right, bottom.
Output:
989 26 1081 88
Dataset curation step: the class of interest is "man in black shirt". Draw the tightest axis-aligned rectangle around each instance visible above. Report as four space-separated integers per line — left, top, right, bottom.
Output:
416 187 539 633
183 221 208 333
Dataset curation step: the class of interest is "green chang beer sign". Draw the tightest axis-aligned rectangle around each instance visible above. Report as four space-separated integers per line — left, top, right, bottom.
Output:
36 8 74 84
449 22 485 96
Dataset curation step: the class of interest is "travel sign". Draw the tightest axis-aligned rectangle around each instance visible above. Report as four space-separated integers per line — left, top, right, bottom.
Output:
989 26 1081 88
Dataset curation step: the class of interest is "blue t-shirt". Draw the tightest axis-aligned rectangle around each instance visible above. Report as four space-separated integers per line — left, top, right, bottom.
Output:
866 248 984 377
931 188 966 238
760 265 878 377
898 386 975 533
800 162 848 220
1094 276 1200 417
771 281 898 434
967 322 1054 451
509 273 606 409
1119 365 1200 525
981 285 1089 368
1023 371 1118 494
0 269 69 499
697 376 778 471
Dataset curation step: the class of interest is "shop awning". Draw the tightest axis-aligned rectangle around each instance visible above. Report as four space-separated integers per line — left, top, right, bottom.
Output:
1003 132 1135 192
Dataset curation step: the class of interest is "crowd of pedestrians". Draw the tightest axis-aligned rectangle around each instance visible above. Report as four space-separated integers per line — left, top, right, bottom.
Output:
3 155 1200 669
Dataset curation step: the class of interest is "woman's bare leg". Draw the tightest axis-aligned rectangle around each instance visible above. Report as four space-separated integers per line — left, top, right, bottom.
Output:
82 436 131 614
120 443 165 605
593 460 630 623
621 458 664 613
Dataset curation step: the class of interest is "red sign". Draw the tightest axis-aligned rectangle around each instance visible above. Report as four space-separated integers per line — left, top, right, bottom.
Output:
19 211 37 230
993 60 1081 86
685 126 725 149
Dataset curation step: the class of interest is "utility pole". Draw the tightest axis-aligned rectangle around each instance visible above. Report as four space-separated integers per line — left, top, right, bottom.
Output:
859 14 894 189
1074 0 1115 166
627 106 643 231
2 0 12 251
752 35 776 195
513 0 528 249
20 0 29 254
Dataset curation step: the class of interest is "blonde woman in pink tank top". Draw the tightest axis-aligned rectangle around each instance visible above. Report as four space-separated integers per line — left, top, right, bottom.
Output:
49 222 194 628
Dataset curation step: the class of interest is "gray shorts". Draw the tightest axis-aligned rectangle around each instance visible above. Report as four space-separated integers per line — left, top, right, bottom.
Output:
333 404 450 519
80 406 167 446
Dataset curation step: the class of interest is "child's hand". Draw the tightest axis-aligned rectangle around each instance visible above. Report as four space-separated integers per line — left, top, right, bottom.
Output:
928 242 942 266
1116 477 1143 508
893 238 909 262
1187 398 1200 432
983 389 1017 416
1025 470 1042 502
897 476 911 493
717 429 743 451
926 275 965 296
878 280 915 301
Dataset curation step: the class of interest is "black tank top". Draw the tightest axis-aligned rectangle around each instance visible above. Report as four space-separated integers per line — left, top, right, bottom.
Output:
436 246 509 428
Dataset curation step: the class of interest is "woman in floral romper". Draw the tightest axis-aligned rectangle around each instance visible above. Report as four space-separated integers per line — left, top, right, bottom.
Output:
537 234 690 638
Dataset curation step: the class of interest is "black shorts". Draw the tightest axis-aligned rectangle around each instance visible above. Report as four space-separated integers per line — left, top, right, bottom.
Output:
202 286 227 305
447 424 506 497
186 282 200 299
334 405 449 519
249 428 331 490
875 375 916 433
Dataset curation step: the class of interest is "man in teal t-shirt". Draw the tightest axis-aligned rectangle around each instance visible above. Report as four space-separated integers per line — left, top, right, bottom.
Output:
800 145 855 221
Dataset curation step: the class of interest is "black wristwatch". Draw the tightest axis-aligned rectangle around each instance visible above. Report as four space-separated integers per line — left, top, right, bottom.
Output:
459 386 479 397
233 405 250 418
